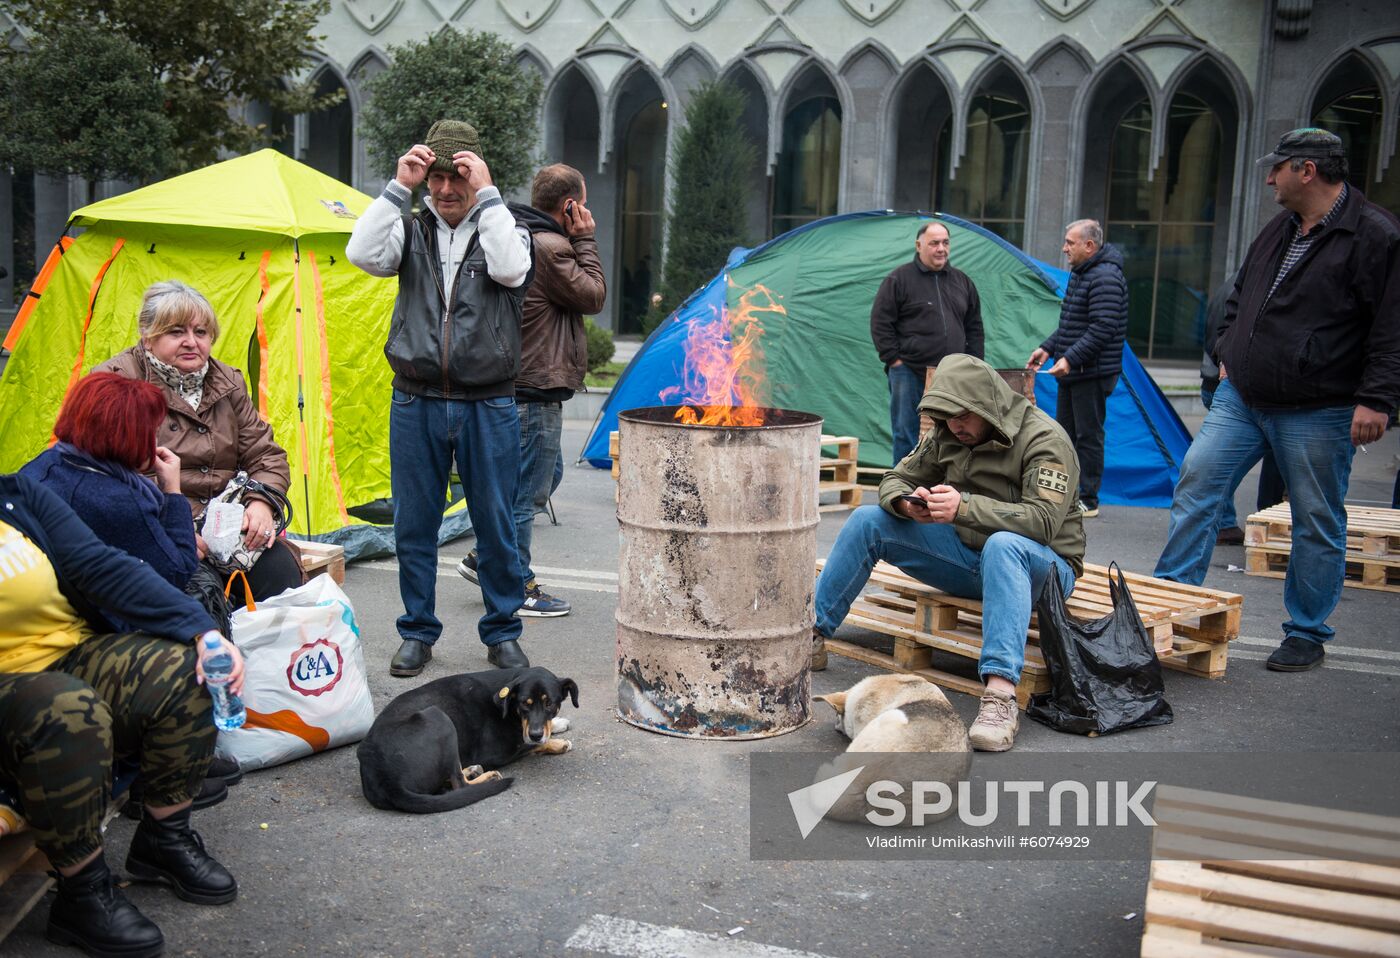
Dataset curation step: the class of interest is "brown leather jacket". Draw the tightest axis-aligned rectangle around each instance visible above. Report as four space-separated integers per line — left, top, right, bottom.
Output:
514 204 607 394
96 346 291 518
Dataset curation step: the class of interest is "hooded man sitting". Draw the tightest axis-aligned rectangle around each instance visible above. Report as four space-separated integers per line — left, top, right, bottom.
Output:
811 354 1086 752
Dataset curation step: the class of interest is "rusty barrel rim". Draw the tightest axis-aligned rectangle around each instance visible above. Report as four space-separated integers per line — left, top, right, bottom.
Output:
619 406 824 430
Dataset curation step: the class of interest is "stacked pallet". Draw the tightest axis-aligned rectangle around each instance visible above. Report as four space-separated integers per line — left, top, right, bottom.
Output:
609 430 863 512
1141 785 1400 956
1245 503 1400 593
817 560 1242 708
294 539 346 585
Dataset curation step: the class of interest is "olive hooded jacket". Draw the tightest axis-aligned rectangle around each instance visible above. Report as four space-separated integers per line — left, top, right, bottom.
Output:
877 354 1086 576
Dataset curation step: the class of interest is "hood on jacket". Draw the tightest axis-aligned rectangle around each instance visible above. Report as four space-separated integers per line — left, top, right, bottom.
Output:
918 353 1021 447
1074 243 1124 274
508 202 565 238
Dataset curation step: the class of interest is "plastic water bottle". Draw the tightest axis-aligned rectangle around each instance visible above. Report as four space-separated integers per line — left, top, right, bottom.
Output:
201 633 246 731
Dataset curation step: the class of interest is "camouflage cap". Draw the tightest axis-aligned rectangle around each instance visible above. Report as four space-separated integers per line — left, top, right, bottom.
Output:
1255 127 1346 168
424 119 482 174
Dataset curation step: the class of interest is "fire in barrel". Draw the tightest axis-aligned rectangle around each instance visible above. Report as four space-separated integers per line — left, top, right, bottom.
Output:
615 285 820 738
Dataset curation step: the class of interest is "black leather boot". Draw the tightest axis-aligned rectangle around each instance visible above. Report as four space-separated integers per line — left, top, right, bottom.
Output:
389 638 432 677
46 853 164 958
125 806 237 905
487 639 529 668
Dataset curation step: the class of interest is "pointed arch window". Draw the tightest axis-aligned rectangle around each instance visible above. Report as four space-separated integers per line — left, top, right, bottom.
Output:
1311 56 1400 216
773 69 842 235
935 67 1030 246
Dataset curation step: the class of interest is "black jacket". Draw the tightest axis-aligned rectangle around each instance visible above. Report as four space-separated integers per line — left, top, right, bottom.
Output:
0 474 214 642
384 206 534 400
1217 186 1400 414
1041 244 1128 383
870 258 983 373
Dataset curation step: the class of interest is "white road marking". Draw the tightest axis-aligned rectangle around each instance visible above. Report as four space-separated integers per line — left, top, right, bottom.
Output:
566 914 840 958
1226 648 1400 677
355 559 619 592
1231 636 1400 662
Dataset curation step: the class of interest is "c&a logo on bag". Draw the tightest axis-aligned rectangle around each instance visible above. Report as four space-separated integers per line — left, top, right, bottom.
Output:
286 638 344 697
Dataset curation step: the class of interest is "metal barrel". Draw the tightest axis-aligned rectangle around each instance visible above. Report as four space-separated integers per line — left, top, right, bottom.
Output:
615 406 822 738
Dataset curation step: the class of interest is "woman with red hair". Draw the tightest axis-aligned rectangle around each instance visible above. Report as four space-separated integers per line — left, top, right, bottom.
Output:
21 372 199 590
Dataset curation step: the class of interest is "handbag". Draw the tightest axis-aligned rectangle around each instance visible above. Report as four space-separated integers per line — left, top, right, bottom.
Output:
214 574 373 771
1026 561 1174 735
201 471 294 573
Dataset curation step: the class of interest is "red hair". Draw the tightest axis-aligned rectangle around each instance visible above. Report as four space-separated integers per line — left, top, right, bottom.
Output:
54 372 166 471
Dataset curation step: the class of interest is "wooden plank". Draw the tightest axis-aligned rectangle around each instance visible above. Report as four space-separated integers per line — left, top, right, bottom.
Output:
1141 926 1333 957
0 870 51 944
1152 830 1400 898
824 637 1048 709
291 539 346 585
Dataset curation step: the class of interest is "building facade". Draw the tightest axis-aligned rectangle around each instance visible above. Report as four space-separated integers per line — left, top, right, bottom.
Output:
4 0 1399 354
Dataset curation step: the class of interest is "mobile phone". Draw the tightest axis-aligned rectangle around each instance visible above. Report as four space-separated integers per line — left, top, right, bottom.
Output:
898 494 929 510
564 199 576 218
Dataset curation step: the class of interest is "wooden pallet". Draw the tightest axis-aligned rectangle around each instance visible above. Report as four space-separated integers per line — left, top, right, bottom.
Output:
1245 504 1400 593
817 559 1242 708
1141 785 1400 957
819 434 861 512
293 539 346 585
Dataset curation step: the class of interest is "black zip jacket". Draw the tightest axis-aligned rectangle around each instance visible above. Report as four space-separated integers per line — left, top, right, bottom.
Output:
0 474 214 642
383 207 535 400
870 257 983 373
1217 186 1400 414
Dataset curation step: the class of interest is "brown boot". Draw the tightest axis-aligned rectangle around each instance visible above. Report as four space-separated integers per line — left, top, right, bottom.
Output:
811 628 828 671
968 687 1019 752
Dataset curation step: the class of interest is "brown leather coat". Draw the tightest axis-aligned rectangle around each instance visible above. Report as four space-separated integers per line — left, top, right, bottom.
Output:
96 346 291 518
515 211 607 393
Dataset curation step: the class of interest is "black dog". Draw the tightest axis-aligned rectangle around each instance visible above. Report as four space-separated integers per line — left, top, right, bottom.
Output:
357 667 579 814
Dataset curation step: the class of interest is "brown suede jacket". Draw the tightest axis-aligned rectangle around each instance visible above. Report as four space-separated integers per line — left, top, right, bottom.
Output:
513 204 607 394
95 346 291 518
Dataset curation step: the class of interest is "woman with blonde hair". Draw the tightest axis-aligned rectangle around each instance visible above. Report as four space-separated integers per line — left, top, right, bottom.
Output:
97 280 303 602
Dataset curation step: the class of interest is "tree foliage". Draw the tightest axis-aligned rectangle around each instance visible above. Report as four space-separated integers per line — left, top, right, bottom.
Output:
1 0 334 171
654 81 759 330
0 23 174 186
358 29 543 196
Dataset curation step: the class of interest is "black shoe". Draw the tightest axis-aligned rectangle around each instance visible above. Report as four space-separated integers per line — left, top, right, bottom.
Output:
486 639 530 668
208 754 242 787
121 775 227 821
390 639 432 677
1215 526 1246 546
125 806 237 905
1266 635 1326 672
457 551 480 585
47 854 164 958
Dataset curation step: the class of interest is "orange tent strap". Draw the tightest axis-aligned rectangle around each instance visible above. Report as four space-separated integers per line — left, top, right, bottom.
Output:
307 251 350 525
254 251 272 421
4 236 74 351
59 237 126 403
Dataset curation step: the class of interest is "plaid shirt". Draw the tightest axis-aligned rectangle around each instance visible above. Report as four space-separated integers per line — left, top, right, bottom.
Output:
1268 183 1349 300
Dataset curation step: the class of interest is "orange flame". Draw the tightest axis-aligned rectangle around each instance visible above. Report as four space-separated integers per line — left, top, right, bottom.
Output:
659 283 783 427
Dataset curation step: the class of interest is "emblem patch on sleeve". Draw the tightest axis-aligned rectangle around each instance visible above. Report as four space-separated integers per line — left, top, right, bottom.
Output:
1035 462 1070 503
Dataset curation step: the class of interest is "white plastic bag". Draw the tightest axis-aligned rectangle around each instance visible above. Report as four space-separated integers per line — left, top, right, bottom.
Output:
201 500 244 564
216 575 374 771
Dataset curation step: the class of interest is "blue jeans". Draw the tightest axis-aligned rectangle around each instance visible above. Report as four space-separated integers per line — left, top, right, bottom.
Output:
390 389 523 648
1155 380 1354 645
1199 386 1239 532
513 401 563 584
888 363 925 464
815 506 1077 684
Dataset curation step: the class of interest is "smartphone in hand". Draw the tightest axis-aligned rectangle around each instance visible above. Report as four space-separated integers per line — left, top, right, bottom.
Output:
898 494 929 510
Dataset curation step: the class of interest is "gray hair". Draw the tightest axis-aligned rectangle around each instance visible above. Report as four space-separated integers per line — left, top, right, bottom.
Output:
1067 219 1103 247
1289 154 1348 184
137 280 220 343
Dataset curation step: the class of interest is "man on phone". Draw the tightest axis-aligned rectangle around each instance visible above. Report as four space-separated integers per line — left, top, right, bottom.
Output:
812 354 1085 752
346 119 533 677
457 164 606 617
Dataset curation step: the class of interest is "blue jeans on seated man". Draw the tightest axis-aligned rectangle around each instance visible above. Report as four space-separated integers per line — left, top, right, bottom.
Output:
1155 379 1353 646
514 400 563 585
390 389 523 649
815 506 1077 685
888 363 925 465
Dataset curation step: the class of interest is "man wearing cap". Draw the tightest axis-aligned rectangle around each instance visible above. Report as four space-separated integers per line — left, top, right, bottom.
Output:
811 354 1085 752
346 120 534 676
1155 128 1400 672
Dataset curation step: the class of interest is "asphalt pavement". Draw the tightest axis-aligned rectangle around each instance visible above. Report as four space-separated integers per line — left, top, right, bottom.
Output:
7 417 1399 958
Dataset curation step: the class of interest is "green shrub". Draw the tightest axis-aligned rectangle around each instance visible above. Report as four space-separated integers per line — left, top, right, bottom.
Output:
584 317 615 373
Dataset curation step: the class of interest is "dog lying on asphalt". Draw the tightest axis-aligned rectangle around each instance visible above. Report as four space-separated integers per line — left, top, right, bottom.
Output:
357 666 579 814
811 674 971 824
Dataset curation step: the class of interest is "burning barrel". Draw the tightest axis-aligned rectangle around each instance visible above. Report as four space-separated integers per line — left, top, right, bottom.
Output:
615 405 822 738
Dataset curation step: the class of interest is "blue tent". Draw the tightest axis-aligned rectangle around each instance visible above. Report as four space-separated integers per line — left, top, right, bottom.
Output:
582 211 1191 508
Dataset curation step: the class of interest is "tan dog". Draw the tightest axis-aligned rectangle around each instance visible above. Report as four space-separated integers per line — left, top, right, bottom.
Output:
811 674 972 825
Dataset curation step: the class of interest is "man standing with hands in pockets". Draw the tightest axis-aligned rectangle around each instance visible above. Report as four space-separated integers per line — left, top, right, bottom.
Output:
347 119 534 677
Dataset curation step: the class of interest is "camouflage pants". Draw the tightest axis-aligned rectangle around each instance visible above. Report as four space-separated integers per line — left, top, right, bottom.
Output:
0 633 214 868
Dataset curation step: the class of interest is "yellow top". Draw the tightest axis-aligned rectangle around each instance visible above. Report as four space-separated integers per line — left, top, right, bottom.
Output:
0 523 93 672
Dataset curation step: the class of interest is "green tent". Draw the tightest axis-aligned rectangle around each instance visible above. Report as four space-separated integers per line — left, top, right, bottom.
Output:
0 150 400 540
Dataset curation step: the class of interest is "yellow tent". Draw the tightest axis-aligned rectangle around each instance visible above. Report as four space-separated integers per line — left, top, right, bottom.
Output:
0 150 402 542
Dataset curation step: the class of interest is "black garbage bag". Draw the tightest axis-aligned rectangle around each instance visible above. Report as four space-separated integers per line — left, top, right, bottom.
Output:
184 561 234 637
1026 562 1173 735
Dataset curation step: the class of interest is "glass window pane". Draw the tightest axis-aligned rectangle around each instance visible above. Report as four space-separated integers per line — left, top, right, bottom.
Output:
1152 224 1214 360
936 92 1028 242
618 99 667 333
774 96 842 231
1161 95 1219 224
1108 102 1153 222
1113 223 1158 355
1314 88 1400 219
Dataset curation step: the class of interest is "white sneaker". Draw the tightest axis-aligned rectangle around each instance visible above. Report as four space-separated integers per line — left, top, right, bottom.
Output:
968 688 1019 752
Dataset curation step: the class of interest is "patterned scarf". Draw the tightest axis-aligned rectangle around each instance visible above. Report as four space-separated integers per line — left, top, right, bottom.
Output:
145 349 209 411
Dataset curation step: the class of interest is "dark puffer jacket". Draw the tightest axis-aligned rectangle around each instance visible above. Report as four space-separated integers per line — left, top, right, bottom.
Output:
1040 244 1129 383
